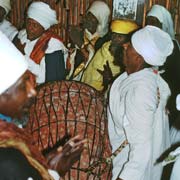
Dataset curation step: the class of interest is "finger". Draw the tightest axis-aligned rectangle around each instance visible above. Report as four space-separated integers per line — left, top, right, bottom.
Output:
106 61 110 68
97 69 104 75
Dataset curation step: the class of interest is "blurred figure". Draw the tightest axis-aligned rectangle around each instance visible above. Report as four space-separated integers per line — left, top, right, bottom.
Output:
0 31 86 179
81 19 139 92
0 0 18 41
108 26 173 180
67 1 110 80
16 1 68 85
146 4 180 127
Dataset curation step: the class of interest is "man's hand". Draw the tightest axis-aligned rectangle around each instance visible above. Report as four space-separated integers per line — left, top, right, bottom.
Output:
47 135 87 177
97 61 113 90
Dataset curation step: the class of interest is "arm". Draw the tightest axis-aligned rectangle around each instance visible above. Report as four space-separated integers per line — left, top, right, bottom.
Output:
119 85 157 180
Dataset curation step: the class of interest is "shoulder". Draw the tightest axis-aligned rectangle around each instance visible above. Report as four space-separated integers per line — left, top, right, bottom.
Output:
46 37 67 54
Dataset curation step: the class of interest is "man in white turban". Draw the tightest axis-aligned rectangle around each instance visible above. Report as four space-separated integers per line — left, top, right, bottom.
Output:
108 25 173 180
0 31 87 180
0 0 18 41
16 1 68 85
146 5 180 129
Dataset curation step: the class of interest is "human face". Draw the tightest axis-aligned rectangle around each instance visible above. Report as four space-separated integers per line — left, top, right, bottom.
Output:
123 42 144 75
82 12 98 34
26 18 45 41
0 6 6 22
0 73 36 118
110 32 128 56
146 16 162 29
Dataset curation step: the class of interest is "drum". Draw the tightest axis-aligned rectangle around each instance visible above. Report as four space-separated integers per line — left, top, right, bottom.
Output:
26 80 112 179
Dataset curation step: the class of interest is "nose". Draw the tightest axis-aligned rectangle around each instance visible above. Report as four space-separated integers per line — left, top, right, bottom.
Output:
26 81 37 98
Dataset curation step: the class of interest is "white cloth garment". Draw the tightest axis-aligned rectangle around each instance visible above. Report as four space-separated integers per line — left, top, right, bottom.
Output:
87 1 110 37
0 31 27 94
18 29 68 84
0 0 11 14
27 2 58 30
147 5 175 39
0 19 18 41
132 26 173 66
108 68 170 180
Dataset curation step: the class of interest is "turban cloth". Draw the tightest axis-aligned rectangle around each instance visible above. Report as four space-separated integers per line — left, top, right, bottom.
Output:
27 2 58 30
111 19 139 34
87 1 110 37
132 25 173 66
147 5 175 39
0 31 27 94
0 0 11 14
176 94 180 111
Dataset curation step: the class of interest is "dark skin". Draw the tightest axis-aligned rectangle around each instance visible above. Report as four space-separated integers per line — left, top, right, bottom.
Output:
26 18 45 41
81 12 98 35
145 16 162 29
96 33 129 92
0 6 6 22
0 72 87 177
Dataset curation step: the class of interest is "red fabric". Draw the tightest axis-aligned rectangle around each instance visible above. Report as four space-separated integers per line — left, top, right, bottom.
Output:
29 31 63 86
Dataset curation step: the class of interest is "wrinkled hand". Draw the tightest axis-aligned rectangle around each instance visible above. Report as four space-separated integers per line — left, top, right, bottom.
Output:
46 135 87 177
97 61 113 90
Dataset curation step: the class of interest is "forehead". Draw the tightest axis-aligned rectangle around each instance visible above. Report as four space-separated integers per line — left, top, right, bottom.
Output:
84 12 98 23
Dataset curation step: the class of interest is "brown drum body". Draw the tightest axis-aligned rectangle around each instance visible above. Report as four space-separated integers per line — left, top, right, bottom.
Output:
26 81 112 179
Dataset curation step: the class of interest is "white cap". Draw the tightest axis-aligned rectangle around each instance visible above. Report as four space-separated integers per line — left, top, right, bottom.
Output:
0 31 28 94
0 0 11 15
132 25 173 66
27 2 58 30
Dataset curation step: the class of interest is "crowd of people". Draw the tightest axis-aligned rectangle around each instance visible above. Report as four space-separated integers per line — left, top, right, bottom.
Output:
0 0 180 179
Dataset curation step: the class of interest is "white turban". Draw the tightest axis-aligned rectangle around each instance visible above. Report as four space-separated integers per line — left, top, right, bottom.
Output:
27 2 58 30
176 94 180 111
0 31 27 95
132 25 173 66
147 5 175 39
87 1 110 37
0 0 11 15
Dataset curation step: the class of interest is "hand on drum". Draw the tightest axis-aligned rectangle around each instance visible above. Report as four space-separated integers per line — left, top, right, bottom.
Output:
46 135 87 177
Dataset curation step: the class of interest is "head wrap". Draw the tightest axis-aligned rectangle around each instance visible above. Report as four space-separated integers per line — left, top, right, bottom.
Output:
87 1 110 37
0 31 28 95
176 94 180 111
147 5 175 39
132 25 173 66
0 0 11 15
27 1 58 30
111 19 139 34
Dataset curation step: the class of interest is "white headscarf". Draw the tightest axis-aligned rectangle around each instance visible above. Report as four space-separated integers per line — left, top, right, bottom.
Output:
0 0 11 15
0 31 28 94
132 25 173 66
87 1 110 37
147 5 175 39
176 94 180 111
27 1 58 30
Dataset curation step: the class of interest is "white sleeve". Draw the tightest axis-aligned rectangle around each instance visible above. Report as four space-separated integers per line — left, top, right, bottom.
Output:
119 86 157 180
25 55 45 84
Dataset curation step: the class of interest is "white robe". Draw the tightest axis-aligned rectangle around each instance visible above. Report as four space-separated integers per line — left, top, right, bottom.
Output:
0 19 18 41
18 29 68 84
108 68 170 180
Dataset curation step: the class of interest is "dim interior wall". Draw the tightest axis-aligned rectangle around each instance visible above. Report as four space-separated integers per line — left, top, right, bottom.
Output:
9 0 180 43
